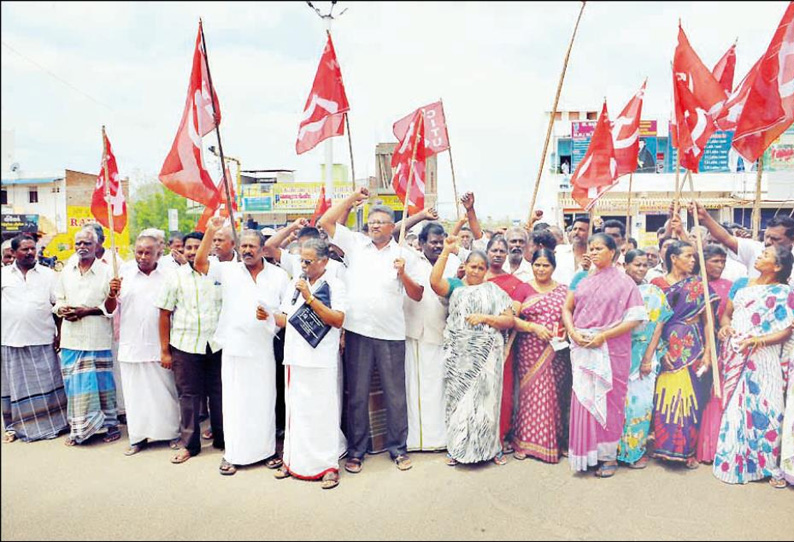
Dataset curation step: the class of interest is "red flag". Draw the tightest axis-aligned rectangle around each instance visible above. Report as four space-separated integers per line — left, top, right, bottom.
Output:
672 25 728 172
310 185 332 226
715 58 762 131
392 101 450 157
296 32 350 155
712 42 737 93
611 80 646 177
570 102 617 211
159 21 222 208
391 110 426 216
90 130 127 234
732 2 794 162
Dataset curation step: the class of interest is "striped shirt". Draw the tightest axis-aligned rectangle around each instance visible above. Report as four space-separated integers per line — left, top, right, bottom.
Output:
154 263 221 354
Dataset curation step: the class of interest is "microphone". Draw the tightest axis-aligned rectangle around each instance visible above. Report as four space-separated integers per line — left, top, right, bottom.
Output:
292 273 307 304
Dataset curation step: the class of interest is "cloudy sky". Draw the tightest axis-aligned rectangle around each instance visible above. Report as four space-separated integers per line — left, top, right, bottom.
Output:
1 1 789 219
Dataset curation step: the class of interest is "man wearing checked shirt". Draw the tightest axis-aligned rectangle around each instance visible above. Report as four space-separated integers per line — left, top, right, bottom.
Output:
155 231 224 464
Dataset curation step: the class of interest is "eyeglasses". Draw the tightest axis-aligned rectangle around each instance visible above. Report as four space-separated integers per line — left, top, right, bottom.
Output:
367 220 393 227
74 241 93 247
300 259 316 266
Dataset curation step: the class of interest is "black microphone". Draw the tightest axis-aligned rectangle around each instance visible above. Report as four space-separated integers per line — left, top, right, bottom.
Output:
292 273 307 304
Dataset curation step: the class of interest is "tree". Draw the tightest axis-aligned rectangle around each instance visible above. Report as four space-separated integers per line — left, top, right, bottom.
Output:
130 181 197 239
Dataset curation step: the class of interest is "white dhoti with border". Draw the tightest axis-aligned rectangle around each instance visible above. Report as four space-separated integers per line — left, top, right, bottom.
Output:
119 361 180 445
405 338 447 452
284 364 340 479
222 353 276 465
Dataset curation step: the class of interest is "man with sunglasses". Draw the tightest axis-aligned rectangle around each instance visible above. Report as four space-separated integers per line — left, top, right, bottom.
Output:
319 187 424 474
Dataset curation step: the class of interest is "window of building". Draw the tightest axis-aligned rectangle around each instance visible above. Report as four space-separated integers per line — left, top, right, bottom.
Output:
568 111 580 121
29 187 38 204
557 138 572 174
586 111 598 120
554 112 562 121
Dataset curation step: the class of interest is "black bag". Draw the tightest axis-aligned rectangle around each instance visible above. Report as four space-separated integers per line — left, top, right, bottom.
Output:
288 281 332 348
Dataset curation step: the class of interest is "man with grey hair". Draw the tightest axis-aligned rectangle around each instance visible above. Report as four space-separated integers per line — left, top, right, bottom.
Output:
503 227 532 281
54 227 121 445
211 226 238 263
2 240 14 266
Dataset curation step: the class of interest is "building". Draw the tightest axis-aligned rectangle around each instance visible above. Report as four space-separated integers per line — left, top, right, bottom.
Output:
539 110 794 246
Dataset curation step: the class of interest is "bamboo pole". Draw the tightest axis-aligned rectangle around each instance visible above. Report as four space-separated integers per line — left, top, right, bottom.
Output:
686 170 721 399
398 114 424 245
344 113 363 230
199 19 240 260
439 98 461 220
625 173 633 238
526 1 586 224
101 125 117 278
588 207 595 237
752 156 764 240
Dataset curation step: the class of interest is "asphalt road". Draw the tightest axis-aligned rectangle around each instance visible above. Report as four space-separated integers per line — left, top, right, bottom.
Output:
1 427 791 541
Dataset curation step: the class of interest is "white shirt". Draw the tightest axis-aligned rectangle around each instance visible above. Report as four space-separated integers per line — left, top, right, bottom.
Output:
208 259 290 357
721 256 747 282
727 238 790 281
332 224 423 341
552 246 577 286
280 273 347 368
279 251 346 282
405 252 460 345
158 253 183 272
54 258 113 351
117 264 167 363
1 263 57 347
646 264 666 282
502 258 533 282
68 249 124 273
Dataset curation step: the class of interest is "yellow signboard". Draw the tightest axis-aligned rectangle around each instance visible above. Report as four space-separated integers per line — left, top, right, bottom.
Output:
44 206 131 262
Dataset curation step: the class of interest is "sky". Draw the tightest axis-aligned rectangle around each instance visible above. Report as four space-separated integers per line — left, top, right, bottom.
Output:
1 1 790 220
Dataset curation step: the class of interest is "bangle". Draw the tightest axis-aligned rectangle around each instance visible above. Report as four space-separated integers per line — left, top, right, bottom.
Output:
307 295 315 306
107 293 118 299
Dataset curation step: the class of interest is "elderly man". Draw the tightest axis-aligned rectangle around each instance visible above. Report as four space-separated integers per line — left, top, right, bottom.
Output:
54 227 121 446
155 231 224 464
265 219 345 280
503 227 532 281
404 222 460 452
319 187 423 473
211 226 238 263
116 234 180 456
158 231 187 271
1 234 68 443
196 218 290 475
2 240 14 266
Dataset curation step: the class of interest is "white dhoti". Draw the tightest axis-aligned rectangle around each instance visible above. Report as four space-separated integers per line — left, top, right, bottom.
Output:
405 338 447 451
284 364 340 479
222 353 276 466
337 351 347 458
119 361 180 445
112 340 125 414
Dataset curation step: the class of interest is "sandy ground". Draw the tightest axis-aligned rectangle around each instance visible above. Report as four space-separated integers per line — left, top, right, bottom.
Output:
1 427 791 541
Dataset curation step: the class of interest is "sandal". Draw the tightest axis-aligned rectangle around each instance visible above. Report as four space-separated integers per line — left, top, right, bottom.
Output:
493 452 507 466
265 456 283 470
201 429 213 440
321 471 340 490
102 428 121 444
124 441 147 456
445 454 458 467
628 455 649 470
344 457 363 474
595 462 618 478
394 454 413 471
64 437 77 447
273 467 291 480
3 430 16 444
170 449 191 464
219 458 237 476
169 438 181 450
513 451 527 461
769 477 788 489
685 457 700 470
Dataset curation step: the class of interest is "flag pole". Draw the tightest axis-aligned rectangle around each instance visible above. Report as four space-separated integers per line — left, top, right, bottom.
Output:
439 98 461 220
686 170 720 399
625 173 633 238
752 156 764 240
526 1 586 224
199 19 240 260
101 125 118 278
344 113 363 230
399 114 424 246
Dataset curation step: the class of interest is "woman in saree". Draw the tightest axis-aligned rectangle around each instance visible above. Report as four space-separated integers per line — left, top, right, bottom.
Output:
713 246 794 488
484 235 530 452
651 241 718 469
616 250 672 469
562 233 646 478
695 244 733 464
430 237 516 466
511 248 570 463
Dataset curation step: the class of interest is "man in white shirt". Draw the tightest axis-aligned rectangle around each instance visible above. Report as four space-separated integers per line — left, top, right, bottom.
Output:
196 218 290 476
54 227 121 446
155 231 224 464
212 226 238 263
265 219 346 281
319 188 424 474
404 222 460 452
116 234 180 456
159 232 187 272
1 234 68 443
693 202 794 281
503 227 532 281
2 240 14 266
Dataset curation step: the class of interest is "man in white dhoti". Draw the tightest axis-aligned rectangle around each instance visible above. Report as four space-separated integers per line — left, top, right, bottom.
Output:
269 238 347 489
404 222 460 452
116 234 181 456
195 217 289 476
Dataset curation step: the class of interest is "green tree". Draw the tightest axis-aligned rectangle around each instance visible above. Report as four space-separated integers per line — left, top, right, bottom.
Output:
130 182 197 239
